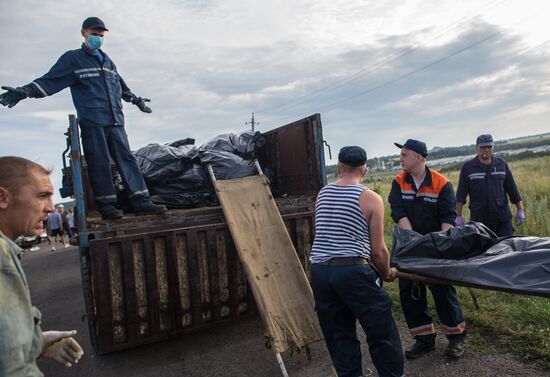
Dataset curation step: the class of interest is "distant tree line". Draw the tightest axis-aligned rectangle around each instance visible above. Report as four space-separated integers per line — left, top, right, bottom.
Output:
325 133 550 174
428 136 550 160
437 150 550 174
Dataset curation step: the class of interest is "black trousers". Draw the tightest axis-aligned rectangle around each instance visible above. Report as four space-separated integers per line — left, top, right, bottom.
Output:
484 220 514 237
399 278 466 342
311 263 404 377
81 126 150 211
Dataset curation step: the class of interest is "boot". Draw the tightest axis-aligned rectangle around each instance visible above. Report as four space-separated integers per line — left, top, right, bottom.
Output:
134 203 167 216
405 339 435 359
100 206 124 220
445 337 465 358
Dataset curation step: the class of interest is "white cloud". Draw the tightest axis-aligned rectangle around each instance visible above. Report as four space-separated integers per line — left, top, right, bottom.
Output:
495 101 550 121
1 0 550 203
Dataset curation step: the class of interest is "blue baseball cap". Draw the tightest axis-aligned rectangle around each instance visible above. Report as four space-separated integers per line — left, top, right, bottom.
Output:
338 146 367 167
394 139 428 157
476 134 494 147
82 17 108 31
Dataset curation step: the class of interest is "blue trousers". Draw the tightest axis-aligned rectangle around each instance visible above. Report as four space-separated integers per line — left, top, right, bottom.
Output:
399 279 466 341
80 126 150 211
311 263 404 377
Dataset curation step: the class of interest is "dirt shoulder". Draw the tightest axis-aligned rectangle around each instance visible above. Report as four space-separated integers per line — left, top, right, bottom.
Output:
21 244 549 377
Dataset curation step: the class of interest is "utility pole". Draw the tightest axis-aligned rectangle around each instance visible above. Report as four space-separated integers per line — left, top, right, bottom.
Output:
246 112 259 132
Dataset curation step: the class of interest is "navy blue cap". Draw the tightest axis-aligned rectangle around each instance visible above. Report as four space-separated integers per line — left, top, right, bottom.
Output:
338 146 367 167
394 139 428 157
82 17 108 31
476 134 494 147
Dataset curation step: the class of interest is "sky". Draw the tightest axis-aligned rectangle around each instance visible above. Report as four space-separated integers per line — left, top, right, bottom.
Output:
1 0 550 202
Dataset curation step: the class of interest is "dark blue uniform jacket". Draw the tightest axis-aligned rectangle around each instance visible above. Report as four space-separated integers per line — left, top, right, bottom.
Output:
22 44 132 127
456 156 521 224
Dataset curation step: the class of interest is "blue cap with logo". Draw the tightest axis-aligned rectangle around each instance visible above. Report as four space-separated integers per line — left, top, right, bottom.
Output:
476 134 494 147
82 17 108 31
338 146 367 167
394 139 428 157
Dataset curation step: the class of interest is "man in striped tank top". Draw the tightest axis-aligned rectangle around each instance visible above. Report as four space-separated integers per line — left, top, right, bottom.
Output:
389 139 466 360
311 146 404 377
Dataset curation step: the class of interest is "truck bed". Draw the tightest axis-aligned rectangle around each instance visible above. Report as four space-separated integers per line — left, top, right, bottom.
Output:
86 195 316 235
71 114 326 353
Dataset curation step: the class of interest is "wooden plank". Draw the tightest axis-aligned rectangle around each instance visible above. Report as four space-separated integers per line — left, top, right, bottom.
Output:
212 174 323 353
131 239 150 338
121 241 139 343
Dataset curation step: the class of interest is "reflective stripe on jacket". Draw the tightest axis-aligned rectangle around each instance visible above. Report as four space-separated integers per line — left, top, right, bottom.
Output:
389 167 456 235
22 44 133 127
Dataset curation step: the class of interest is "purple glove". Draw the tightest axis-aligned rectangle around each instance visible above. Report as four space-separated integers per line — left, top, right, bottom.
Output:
455 216 464 226
515 208 525 225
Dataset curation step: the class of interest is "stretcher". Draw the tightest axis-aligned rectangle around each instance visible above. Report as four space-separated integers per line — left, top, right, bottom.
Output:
207 161 323 376
392 225 550 300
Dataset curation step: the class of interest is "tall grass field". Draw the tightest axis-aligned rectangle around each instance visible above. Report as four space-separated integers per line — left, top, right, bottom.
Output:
363 155 550 370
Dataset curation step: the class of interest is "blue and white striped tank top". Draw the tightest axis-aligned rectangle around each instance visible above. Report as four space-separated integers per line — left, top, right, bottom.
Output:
310 183 371 263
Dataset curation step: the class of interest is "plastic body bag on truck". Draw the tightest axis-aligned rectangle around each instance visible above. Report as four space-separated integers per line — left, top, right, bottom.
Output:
149 163 218 209
199 150 258 180
391 222 550 298
130 130 266 209
198 131 266 159
133 143 197 185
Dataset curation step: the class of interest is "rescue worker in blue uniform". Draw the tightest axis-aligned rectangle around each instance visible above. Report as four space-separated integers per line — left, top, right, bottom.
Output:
389 139 466 359
0 17 166 220
456 134 524 236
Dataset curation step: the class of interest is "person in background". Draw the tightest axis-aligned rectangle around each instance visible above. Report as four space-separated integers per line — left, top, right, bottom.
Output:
0 156 84 376
455 134 524 236
310 146 404 377
47 207 68 251
389 139 466 359
0 16 166 220
59 205 71 241
43 219 51 247
67 207 78 239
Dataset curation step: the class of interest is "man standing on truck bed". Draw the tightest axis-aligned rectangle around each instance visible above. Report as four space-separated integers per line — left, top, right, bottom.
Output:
0 17 166 220
389 139 466 360
455 134 524 236
310 146 404 377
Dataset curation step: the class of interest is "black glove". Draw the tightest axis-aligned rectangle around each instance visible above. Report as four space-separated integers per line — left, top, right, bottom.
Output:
0 86 29 108
131 95 152 113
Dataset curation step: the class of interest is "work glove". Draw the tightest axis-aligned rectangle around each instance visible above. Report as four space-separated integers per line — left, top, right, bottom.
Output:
131 95 152 113
0 86 29 108
455 215 464 226
515 208 525 225
41 330 84 367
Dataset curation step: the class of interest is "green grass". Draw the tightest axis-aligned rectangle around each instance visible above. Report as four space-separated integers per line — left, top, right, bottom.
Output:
363 154 550 370
382 283 550 369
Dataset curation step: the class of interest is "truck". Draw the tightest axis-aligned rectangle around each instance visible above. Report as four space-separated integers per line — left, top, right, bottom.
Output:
61 113 327 354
